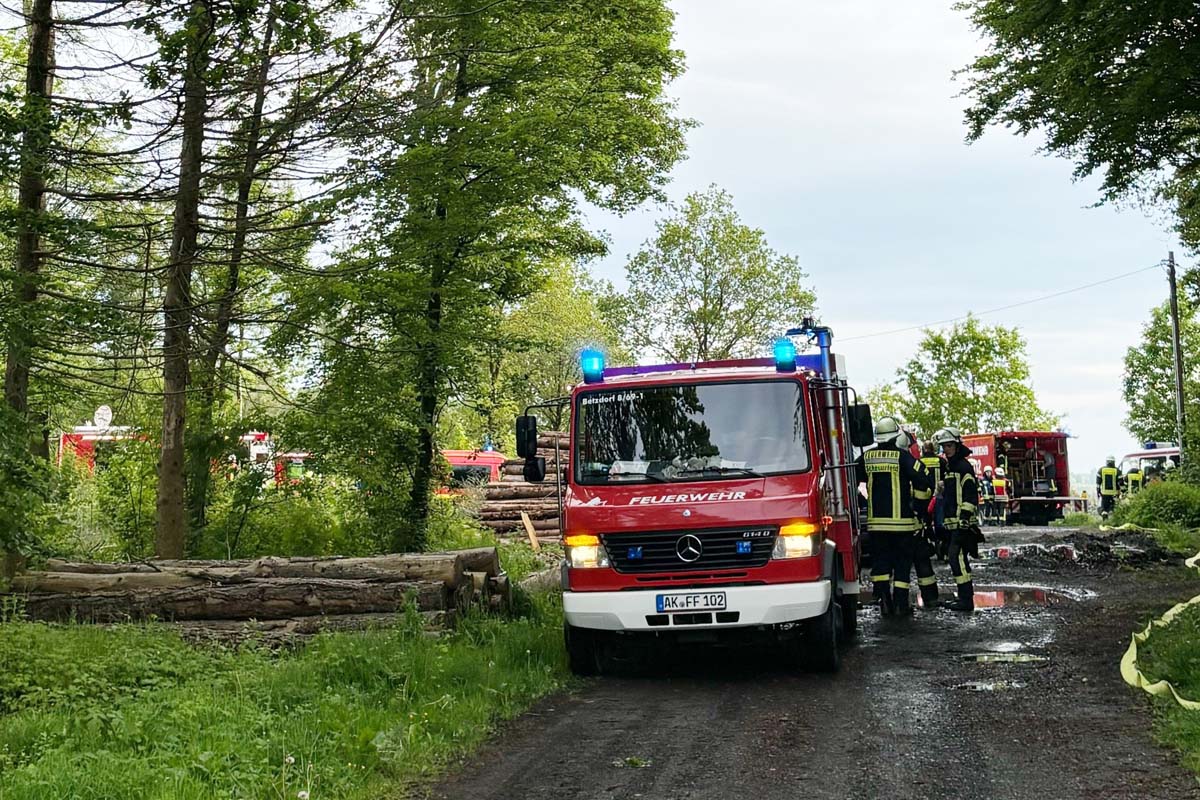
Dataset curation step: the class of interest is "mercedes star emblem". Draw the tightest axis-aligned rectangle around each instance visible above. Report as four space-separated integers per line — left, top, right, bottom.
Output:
675 534 703 563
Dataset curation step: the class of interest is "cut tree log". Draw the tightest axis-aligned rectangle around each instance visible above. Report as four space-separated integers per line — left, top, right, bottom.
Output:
18 577 448 623
518 566 560 594
455 547 501 577
481 483 560 500
40 553 465 588
479 517 559 533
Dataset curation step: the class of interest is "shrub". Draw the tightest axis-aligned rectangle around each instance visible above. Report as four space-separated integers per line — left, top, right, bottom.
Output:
1115 482 1200 531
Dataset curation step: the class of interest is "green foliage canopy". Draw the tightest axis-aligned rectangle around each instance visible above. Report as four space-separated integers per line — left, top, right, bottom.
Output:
957 0 1200 248
619 186 815 362
1123 298 1200 446
883 316 1059 436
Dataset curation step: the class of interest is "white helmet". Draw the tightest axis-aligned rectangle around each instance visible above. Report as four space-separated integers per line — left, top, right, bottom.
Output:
995 467 1006 478
874 416 904 445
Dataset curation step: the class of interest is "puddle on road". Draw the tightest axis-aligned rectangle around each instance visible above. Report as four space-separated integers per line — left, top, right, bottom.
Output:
960 652 1049 664
973 584 1096 607
954 680 1027 692
986 641 1025 653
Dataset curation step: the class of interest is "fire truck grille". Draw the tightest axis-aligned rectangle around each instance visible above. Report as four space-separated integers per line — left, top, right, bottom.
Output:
601 527 777 573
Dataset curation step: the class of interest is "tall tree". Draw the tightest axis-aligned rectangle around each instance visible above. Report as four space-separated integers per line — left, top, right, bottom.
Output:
293 0 688 550
889 316 1059 436
1123 298 1200 445
620 186 815 363
156 0 212 558
957 0 1200 248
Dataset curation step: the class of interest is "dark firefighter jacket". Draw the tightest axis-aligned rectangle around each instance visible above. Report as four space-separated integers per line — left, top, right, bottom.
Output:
914 455 944 502
856 444 931 533
941 444 978 531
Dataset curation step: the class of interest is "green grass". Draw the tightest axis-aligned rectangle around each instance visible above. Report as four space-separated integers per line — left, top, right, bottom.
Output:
1134 603 1200 776
0 596 570 799
1052 511 1102 528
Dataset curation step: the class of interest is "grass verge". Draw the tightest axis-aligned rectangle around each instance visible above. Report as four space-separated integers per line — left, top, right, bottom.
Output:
1134 602 1200 776
0 594 570 799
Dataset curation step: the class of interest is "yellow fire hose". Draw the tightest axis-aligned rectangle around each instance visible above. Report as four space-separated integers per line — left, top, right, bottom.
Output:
1120 551 1200 710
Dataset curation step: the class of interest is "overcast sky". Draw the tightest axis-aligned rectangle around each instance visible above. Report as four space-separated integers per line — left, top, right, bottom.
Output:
583 1 1183 480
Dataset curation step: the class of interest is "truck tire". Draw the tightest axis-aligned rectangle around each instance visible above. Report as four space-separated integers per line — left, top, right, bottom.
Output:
802 579 841 673
564 623 601 676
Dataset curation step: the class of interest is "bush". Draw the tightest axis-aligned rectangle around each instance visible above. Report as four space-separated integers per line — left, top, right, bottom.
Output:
1134 603 1200 775
1115 482 1200 531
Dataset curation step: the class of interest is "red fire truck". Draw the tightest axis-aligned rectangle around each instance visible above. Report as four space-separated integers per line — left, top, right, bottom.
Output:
515 322 874 674
962 431 1071 525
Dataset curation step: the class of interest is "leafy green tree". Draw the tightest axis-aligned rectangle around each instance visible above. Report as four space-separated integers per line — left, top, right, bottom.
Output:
1123 298 1200 447
957 0 1200 248
620 186 815 362
863 383 907 426
889 317 1059 435
292 0 688 549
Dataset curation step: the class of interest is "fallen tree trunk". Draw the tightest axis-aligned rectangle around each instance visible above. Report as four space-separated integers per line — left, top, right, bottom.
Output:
455 547 501 577
172 610 454 646
481 483 560 500
42 553 465 587
19 577 448 623
518 566 560 594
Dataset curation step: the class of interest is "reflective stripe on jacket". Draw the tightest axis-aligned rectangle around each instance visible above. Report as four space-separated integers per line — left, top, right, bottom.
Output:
857 445 930 533
1127 470 1143 493
942 450 978 530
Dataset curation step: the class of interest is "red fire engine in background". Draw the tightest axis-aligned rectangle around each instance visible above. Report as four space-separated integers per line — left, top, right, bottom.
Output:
962 431 1071 525
515 321 874 675
440 449 507 492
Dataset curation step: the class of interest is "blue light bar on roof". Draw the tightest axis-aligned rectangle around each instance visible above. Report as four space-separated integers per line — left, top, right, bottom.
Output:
580 348 605 383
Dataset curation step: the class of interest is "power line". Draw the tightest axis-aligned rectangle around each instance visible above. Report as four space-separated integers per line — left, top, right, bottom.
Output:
839 262 1166 342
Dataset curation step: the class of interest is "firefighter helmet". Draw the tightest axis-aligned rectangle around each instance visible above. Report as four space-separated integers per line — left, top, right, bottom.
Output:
874 416 904 444
1106 455 1116 466
933 427 962 446
996 467 1006 478
983 466 993 476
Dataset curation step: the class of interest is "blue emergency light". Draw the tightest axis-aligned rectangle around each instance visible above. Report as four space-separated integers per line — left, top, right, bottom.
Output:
580 348 605 384
773 337 797 372
628 545 643 560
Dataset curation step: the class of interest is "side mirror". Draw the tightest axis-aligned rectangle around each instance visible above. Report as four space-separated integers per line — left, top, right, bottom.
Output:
523 456 547 483
848 403 874 448
515 415 538 459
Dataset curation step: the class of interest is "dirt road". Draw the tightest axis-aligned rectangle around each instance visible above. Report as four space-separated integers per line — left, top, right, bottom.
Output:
429 527 1200 800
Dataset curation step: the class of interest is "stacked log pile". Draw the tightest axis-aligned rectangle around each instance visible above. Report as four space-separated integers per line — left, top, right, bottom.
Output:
478 432 568 537
3 548 508 645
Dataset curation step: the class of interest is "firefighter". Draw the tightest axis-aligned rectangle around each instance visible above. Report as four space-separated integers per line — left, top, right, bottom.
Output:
1097 456 1120 517
1124 464 1144 496
911 439 941 608
856 416 931 617
992 466 1009 526
980 466 996 526
935 427 980 613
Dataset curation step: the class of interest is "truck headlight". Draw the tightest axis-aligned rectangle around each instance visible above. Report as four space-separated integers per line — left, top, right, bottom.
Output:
772 521 821 559
564 534 610 569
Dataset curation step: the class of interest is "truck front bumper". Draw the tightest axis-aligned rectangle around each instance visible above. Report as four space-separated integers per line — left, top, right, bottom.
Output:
563 581 831 632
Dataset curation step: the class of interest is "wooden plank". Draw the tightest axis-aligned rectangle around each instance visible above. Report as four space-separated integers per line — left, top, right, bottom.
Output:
521 511 541 551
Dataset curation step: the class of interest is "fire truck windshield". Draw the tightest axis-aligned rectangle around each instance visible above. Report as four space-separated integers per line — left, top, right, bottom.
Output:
574 380 810 485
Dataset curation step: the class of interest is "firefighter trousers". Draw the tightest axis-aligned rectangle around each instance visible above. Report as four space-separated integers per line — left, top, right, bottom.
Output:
948 530 973 587
913 534 939 605
870 530 914 604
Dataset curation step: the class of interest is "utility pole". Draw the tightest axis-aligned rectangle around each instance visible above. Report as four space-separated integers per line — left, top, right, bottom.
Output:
1168 252 1187 458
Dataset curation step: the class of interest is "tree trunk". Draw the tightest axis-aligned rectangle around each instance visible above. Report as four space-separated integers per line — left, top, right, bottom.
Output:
407 51 470 552
3 0 54 420
157 0 211 559
17 577 449 622
186 3 277 532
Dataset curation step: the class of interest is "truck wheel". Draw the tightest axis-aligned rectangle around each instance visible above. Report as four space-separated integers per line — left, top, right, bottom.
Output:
564 623 601 676
802 579 841 673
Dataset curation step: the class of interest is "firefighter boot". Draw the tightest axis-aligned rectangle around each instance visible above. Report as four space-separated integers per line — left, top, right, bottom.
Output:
947 581 975 613
892 586 913 616
874 585 894 617
919 582 940 609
